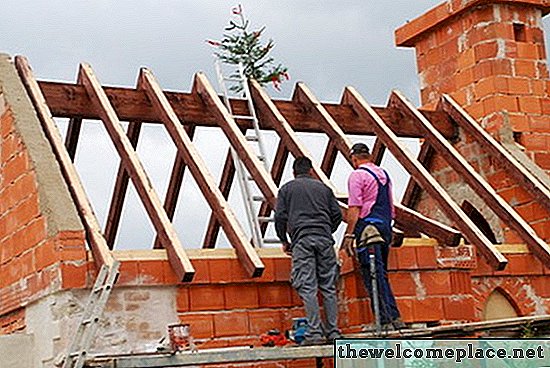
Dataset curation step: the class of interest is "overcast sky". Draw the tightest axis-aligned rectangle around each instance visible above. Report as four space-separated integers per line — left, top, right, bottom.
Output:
2 1 549 249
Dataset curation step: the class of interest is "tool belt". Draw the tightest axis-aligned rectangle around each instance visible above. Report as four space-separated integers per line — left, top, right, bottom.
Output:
356 224 384 249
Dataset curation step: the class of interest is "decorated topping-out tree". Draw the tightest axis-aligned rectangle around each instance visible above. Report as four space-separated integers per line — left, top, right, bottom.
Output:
207 5 289 92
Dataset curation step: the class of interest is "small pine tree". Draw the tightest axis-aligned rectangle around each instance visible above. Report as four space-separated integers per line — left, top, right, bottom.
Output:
207 5 289 92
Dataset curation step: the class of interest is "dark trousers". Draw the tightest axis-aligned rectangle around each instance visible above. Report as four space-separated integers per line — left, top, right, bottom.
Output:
354 223 400 324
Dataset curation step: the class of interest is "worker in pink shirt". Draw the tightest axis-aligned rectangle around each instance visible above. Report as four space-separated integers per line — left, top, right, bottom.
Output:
341 143 404 331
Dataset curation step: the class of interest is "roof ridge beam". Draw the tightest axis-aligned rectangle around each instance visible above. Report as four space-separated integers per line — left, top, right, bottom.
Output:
140 68 264 278
343 86 506 270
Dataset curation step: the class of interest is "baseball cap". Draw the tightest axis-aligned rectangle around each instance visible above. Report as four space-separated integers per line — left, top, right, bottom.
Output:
349 143 370 156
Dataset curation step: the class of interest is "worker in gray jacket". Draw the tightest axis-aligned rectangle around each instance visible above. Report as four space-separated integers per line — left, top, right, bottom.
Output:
275 156 343 345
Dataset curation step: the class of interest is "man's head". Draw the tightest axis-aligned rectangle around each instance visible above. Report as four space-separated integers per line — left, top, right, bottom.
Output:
293 156 313 177
349 142 371 168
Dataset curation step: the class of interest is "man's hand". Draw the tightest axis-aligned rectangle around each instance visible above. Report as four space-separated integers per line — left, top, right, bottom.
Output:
340 235 355 258
282 242 292 255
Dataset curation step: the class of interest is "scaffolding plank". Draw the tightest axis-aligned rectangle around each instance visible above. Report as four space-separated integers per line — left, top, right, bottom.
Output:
344 86 507 270
440 94 550 214
153 125 196 249
65 117 83 161
79 63 195 282
391 90 550 265
293 82 460 246
140 69 264 277
38 80 456 138
14 56 115 269
104 121 142 249
194 73 278 208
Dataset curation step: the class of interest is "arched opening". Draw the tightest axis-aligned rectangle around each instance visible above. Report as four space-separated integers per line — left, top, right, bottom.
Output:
483 288 520 321
461 201 498 244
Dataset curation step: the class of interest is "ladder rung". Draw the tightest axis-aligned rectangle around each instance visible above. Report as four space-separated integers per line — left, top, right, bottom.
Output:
252 196 265 202
246 135 259 142
69 351 86 357
247 175 254 181
257 155 266 162
232 115 254 120
263 238 282 244
258 216 275 223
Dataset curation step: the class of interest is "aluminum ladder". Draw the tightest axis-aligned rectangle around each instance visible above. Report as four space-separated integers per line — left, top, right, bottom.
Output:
214 61 279 248
60 261 120 368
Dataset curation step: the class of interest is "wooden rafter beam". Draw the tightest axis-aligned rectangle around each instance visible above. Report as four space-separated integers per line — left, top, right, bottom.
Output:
79 63 195 281
320 141 338 177
390 91 550 265
202 149 236 249
292 82 460 246
344 87 507 269
439 94 550 215
401 143 435 209
194 72 278 208
65 117 82 161
371 138 386 166
15 56 116 269
140 68 264 277
104 121 142 249
37 80 456 138
153 125 196 249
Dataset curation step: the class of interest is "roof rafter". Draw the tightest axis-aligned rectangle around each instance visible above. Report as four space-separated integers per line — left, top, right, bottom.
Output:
79 63 195 281
344 86 507 270
15 56 116 269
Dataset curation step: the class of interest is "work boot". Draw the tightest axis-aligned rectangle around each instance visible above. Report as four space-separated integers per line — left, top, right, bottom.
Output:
301 336 327 346
326 332 342 344
391 318 406 330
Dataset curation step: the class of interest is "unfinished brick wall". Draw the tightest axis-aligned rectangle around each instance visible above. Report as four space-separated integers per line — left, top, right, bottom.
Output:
396 0 550 243
0 54 88 335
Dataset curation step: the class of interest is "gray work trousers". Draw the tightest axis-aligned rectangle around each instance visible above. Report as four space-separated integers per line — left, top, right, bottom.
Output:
290 234 340 340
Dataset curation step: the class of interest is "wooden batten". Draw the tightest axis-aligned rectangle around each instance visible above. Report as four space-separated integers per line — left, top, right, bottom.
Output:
344 86 507 270
387 91 550 265
79 63 195 282
14 56 116 269
139 68 264 278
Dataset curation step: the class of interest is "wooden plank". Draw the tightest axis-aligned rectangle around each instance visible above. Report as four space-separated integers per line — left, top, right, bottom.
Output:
371 138 386 165
153 125 196 249
440 94 550 214
344 87 507 270
292 82 461 246
65 117 82 161
140 68 264 277
14 56 115 269
391 90 550 265
320 140 338 176
79 63 195 282
193 73 279 208
202 150 236 249
104 121 142 249
401 142 435 208
37 80 456 138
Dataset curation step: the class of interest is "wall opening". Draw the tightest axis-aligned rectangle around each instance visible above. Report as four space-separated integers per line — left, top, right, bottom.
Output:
513 23 527 42
482 288 520 321
461 201 498 244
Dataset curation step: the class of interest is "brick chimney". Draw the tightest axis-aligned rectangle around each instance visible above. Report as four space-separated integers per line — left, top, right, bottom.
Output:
396 0 550 172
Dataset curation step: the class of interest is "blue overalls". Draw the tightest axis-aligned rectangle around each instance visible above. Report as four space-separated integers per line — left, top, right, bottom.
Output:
353 167 401 324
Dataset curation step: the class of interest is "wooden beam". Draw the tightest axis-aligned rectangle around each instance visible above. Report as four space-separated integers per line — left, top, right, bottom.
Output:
292 82 460 246
202 149 236 249
140 68 264 277
104 121 142 249
344 87 507 270
320 141 338 176
65 117 82 161
153 125 196 249
390 90 550 265
439 94 550 215
401 143 435 208
79 63 195 282
193 73 279 208
371 138 386 166
37 80 456 138
14 56 116 269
